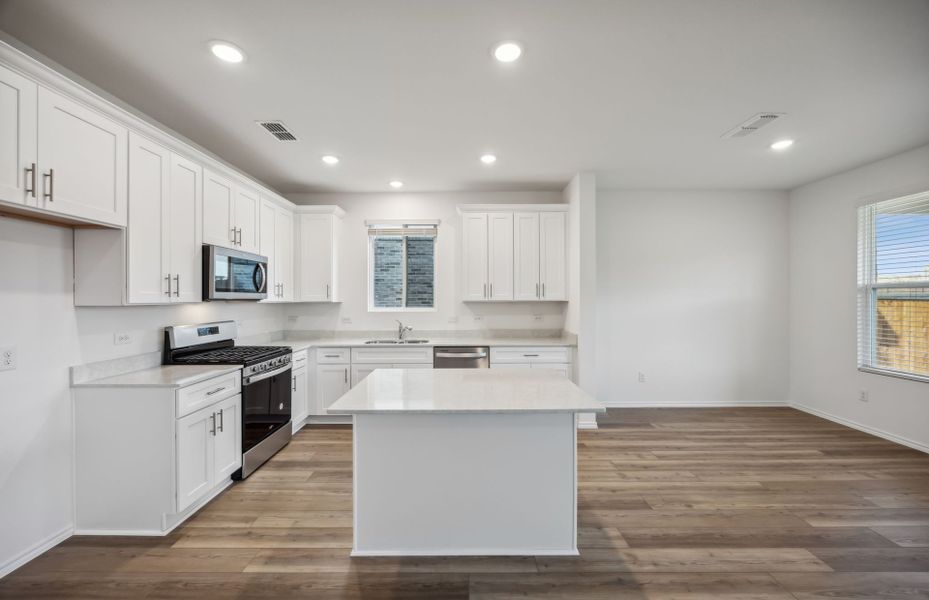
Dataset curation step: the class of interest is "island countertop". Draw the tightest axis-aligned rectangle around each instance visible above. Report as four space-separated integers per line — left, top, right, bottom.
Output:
327 368 605 414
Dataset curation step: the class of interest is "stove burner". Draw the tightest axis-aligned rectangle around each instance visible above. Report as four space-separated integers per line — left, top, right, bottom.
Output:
173 345 285 365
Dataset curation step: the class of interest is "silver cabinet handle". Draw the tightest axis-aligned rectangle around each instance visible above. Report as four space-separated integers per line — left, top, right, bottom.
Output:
209 413 216 436
483 283 487 299
536 283 539 298
230 227 237 243
435 352 487 358
523 354 540 357
237 228 243 246
165 274 171 296
173 274 180 297
292 375 296 391
324 354 340 358
25 163 36 197
206 386 226 396
43 169 54 201
326 284 330 299
542 282 546 298
344 368 348 383
280 282 284 298
217 408 224 432
490 283 493 297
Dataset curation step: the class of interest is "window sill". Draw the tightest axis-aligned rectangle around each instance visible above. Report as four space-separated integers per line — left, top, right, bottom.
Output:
858 366 929 384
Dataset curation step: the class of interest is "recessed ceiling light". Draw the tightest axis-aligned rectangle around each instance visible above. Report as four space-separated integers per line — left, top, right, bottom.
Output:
321 155 340 165
389 180 404 189
480 154 497 165
492 41 522 63
209 41 245 63
770 139 794 151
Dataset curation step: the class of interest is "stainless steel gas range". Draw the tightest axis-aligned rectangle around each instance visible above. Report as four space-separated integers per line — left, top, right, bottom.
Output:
164 320 292 479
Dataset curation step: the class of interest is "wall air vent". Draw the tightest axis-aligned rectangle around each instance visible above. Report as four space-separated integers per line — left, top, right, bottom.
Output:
721 112 786 139
257 120 297 141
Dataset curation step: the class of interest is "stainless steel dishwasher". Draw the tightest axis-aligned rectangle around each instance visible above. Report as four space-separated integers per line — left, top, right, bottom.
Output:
433 346 490 368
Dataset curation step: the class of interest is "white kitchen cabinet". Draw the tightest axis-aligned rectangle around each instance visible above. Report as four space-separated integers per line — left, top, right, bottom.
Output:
0 62 37 207
487 212 514 300
317 363 351 413
351 363 390 387
260 199 277 300
234 184 260 253
36 87 127 226
176 403 214 512
292 365 308 432
212 395 242 482
203 169 235 248
297 211 342 302
514 212 540 300
540 211 567 300
75 137 202 306
489 362 571 378
461 212 488 301
261 198 295 302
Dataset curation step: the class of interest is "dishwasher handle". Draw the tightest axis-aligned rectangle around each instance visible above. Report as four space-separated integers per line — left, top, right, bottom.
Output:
434 351 487 359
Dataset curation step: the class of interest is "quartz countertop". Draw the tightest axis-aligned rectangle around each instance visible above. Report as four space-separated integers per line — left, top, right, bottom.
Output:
327 368 604 414
71 364 242 388
266 335 577 353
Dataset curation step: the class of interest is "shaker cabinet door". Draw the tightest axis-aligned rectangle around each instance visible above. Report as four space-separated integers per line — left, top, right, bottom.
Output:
176 405 215 512
168 154 203 303
202 170 235 248
126 132 169 304
0 63 37 207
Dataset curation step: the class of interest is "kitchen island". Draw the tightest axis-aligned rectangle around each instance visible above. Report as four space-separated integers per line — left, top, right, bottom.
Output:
327 368 604 556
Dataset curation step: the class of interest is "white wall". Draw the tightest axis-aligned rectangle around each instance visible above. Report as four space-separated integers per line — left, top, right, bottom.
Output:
285 191 565 333
789 144 929 451
0 217 283 576
596 190 790 406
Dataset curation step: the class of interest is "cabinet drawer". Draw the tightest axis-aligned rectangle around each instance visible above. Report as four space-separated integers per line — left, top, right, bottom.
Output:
176 371 241 418
293 349 308 366
351 347 434 364
490 346 572 364
316 347 350 363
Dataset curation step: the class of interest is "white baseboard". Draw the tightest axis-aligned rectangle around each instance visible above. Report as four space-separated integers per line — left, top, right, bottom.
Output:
577 413 599 429
0 525 72 579
600 401 788 408
791 401 929 455
350 547 579 557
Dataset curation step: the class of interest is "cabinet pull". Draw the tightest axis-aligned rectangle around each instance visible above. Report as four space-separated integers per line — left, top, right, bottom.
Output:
542 282 546 298
344 368 348 384
25 163 36 197
536 283 539 298
292 376 296 391
237 228 243 246
230 227 237 244
209 413 216 436
324 354 340 358
43 169 54 201
280 282 284 298
523 354 540 357
173 274 180 297
490 283 493 297
326 284 330 299
165 274 171 296
206 386 226 396
483 283 487 299
217 408 224 432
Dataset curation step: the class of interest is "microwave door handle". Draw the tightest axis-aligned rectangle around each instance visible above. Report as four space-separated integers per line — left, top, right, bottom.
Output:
253 263 267 293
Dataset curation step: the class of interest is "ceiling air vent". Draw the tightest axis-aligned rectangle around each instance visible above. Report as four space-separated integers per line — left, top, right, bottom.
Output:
721 112 786 139
257 120 297 141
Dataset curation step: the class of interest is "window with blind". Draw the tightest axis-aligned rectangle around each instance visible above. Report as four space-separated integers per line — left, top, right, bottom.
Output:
858 191 929 381
367 221 438 311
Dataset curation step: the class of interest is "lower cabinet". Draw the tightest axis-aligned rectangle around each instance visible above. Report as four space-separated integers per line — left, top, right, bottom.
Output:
317 363 351 414
292 365 308 432
490 362 572 378
350 363 432 387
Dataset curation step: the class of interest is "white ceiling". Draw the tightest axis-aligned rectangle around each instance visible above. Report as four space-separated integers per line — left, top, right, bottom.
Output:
1 0 928 194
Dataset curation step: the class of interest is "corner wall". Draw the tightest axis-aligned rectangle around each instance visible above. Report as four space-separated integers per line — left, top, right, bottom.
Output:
788 144 929 451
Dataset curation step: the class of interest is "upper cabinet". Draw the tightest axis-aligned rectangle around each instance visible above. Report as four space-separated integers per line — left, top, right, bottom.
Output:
458 205 568 302
260 197 295 302
296 208 344 302
0 63 37 208
234 184 260 253
202 169 260 253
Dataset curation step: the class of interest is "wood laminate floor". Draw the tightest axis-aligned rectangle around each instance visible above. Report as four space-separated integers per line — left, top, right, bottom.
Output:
3 407 929 599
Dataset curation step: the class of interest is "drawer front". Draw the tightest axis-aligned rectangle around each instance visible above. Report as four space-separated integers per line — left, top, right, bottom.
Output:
351 347 434 364
293 349 308 366
316 347 350 364
490 346 572 364
176 371 241 418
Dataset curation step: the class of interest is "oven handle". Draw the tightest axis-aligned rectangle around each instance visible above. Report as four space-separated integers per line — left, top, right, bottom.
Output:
243 363 291 385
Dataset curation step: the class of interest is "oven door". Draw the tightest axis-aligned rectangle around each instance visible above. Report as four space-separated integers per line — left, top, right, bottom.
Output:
241 364 292 453
204 244 268 300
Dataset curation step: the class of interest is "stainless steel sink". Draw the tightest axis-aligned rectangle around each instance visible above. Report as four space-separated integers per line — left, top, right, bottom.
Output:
364 339 430 345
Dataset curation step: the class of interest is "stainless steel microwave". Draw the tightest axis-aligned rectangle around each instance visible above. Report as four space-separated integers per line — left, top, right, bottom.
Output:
202 245 268 301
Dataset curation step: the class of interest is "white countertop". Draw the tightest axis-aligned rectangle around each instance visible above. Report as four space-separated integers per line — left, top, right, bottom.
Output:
72 364 241 388
266 335 577 353
327 368 605 414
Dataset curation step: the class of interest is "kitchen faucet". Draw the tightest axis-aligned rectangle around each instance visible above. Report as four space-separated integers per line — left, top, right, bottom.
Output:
397 320 413 341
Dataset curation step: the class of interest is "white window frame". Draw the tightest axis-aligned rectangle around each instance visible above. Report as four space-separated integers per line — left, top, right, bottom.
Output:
366 222 438 313
857 190 929 383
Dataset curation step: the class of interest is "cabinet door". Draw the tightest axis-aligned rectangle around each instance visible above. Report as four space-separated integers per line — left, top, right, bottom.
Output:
531 363 572 378
0 63 37 207
299 214 334 301
234 184 260 253
275 207 294 301
176 404 215 512
461 212 488 301
317 364 350 413
291 368 308 431
539 211 567 300
37 87 127 226
514 212 541 301
202 170 235 247
212 395 242 483
487 212 514 300
126 132 169 304
351 363 391 387
168 154 203 303
259 199 277 300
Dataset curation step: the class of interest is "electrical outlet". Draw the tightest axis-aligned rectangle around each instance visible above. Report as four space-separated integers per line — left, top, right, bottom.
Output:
341 317 353 325
473 315 482 321
448 316 458 324
637 371 646 383
0 347 15 371
113 332 132 346
858 389 869 403
286 315 298 324
533 314 543 322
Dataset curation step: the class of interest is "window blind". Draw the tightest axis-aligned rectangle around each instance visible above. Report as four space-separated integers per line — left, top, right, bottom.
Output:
857 190 929 379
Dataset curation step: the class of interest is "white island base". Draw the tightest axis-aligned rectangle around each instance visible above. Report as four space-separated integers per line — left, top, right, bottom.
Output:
329 368 604 557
